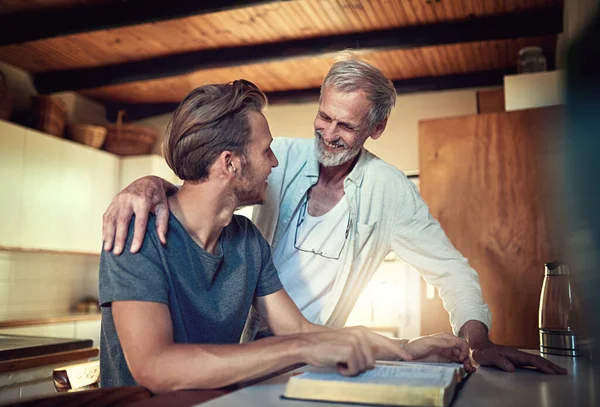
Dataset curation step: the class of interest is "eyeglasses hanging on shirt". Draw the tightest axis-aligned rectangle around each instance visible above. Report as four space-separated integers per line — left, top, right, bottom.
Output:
293 198 352 260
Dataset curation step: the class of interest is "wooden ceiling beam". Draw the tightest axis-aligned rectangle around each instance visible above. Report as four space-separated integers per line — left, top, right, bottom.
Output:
33 6 563 94
0 0 284 46
105 68 515 121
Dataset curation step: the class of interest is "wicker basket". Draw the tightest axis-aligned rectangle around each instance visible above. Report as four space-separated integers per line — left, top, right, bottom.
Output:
67 124 107 149
104 110 158 156
31 95 67 137
0 70 14 121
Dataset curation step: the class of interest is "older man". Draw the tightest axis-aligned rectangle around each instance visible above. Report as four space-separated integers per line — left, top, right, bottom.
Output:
102 55 566 375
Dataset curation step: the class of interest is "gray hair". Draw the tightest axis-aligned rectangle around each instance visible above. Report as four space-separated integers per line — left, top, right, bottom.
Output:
321 52 396 129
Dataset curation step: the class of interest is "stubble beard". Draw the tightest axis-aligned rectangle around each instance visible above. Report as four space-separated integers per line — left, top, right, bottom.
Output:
233 160 266 206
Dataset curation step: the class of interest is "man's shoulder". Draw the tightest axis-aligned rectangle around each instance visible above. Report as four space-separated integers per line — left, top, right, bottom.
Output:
361 150 412 188
271 137 313 159
229 214 263 238
227 215 269 255
101 215 162 259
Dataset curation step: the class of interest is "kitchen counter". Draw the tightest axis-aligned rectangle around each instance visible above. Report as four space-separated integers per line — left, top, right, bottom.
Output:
147 351 594 407
0 334 92 362
0 334 98 403
0 312 101 329
6 351 596 407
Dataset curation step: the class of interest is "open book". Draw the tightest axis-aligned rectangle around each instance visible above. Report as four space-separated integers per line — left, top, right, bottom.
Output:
282 361 469 407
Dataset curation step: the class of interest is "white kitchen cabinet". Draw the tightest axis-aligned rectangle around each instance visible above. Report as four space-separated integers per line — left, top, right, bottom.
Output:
0 386 20 404
0 320 101 346
0 322 75 338
0 121 26 248
0 120 120 254
20 129 64 251
59 140 95 253
18 379 56 399
90 151 120 253
73 319 101 347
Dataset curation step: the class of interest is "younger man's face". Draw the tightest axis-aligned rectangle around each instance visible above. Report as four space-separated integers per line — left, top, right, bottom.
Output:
234 111 279 205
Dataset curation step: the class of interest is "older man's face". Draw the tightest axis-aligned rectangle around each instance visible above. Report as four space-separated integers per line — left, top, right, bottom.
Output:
313 87 373 167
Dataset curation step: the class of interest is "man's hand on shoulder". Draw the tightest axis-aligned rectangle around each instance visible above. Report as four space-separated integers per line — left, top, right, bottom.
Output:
102 176 175 255
460 320 568 375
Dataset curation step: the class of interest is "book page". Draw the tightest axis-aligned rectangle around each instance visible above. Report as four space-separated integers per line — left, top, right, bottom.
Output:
297 363 456 388
378 361 467 379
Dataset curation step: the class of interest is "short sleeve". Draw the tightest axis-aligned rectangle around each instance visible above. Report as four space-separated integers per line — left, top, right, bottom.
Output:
255 232 283 297
99 218 168 307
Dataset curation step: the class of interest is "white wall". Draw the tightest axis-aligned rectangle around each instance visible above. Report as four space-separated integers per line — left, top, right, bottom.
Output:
504 70 566 111
0 251 99 320
366 89 478 172
564 0 599 42
557 0 599 68
134 112 173 155
143 88 480 173
51 91 109 126
264 89 478 172
0 61 108 126
0 61 37 112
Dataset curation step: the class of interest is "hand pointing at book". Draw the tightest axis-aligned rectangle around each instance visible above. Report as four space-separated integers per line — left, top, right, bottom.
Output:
371 332 475 373
403 333 476 373
298 326 413 376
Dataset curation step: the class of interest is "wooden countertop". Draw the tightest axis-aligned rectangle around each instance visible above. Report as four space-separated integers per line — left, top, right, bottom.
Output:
0 312 101 328
0 346 98 373
0 334 93 361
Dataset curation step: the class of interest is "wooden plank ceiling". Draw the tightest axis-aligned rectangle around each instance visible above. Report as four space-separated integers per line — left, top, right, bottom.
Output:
78 36 557 104
0 0 563 117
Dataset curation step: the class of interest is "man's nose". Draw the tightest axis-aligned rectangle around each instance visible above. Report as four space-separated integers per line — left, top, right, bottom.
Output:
271 151 279 168
322 122 339 141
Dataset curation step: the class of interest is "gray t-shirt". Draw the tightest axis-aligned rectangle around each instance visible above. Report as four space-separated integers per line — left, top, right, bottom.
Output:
99 212 283 388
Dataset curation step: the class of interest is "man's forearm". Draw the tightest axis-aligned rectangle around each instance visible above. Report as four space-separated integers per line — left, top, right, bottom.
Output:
137 335 307 393
301 321 408 361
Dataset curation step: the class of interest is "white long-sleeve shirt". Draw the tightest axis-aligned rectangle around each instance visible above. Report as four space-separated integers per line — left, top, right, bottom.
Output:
251 137 492 335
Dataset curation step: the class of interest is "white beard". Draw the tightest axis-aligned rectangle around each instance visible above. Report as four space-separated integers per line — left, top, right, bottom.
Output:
314 130 362 167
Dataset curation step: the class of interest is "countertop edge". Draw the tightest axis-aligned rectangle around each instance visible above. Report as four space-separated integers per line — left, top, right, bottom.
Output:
0 313 101 328
0 347 99 373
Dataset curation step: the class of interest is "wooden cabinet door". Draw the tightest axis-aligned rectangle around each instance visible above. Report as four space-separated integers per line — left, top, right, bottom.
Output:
419 107 563 348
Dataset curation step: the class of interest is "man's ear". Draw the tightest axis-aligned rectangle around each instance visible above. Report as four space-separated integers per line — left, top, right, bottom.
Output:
217 151 238 177
369 118 388 141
